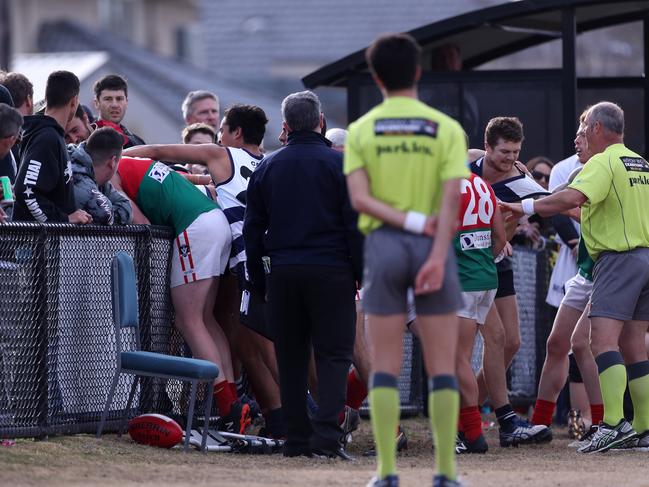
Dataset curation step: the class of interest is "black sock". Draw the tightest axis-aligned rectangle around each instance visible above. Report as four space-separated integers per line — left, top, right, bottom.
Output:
495 404 516 430
264 407 287 438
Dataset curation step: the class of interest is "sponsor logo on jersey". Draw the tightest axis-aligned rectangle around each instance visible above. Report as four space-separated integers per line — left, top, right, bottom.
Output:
147 162 171 183
460 231 492 251
374 118 439 138
376 141 433 157
620 156 649 173
629 174 649 187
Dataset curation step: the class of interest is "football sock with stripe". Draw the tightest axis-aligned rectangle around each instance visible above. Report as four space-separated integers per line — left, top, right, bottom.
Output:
628 361 649 432
596 351 627 426
429 375 459 481
495 403 517 430
369 372 400 479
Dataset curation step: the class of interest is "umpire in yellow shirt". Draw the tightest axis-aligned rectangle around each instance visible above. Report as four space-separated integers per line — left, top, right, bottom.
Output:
502 101 649 453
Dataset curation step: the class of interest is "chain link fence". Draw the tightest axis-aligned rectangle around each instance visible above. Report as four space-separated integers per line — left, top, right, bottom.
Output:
0 223 185 439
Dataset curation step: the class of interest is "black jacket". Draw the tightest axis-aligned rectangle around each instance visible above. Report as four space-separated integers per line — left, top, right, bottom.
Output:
243 131 363 297
13 115 76 222
69 143 132 225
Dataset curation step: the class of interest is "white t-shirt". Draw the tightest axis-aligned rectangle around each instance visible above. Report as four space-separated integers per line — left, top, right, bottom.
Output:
546 154 582 307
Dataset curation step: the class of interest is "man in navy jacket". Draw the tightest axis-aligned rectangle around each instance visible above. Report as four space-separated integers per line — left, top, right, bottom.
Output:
244 90 362 460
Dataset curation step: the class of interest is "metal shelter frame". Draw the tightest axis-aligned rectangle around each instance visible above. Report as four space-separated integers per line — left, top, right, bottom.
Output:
303 0 649 157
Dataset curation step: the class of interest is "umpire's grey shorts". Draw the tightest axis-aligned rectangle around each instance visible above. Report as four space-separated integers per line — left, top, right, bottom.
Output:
362 226 463 316
590 247 649 321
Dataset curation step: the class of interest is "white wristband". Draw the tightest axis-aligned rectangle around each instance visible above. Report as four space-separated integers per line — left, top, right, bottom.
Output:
403 211 427 234
521 198 535 216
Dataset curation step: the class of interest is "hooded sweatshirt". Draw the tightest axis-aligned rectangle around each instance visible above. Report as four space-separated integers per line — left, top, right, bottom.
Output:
13 114 75 222
69 143 132 225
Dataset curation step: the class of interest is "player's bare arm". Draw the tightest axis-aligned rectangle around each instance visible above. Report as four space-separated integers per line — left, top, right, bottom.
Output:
346 167 436 236
501 187 586 219
414 178 461 294
111 172 150 224
491 204 507 257
122 143 232 185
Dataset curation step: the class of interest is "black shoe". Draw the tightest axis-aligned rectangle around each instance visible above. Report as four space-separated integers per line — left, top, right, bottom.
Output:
283 446 313 457
455 431 488 454
312 446 355 461
366 474 399 487
433 474 464 487
363 425 408 456
217 401 251 434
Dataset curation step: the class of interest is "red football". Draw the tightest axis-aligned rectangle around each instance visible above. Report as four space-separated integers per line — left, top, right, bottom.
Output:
127 414 183 448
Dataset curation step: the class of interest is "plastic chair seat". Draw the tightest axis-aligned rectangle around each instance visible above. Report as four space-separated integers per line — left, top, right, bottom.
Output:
121 351 219 380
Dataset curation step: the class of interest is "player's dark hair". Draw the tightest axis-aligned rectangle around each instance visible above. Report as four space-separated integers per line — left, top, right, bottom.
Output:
485 117 524 148
45 70 80 109
93 74 128 99
86 127 124 166
0 72 33 108
223 104 268 146
366 33 421 91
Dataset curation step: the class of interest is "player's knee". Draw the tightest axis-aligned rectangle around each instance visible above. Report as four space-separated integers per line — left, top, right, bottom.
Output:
504 335 520 359
482 324 505 349
546 331 571 358
570 333 590 358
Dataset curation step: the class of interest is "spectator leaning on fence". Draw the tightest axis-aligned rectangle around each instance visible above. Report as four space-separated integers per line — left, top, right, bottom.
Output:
70 127 132 225
0 103 23 223
502 101 649 453
65 104 94 145
93 74 145 148
13 71 92 224
0 86 17 184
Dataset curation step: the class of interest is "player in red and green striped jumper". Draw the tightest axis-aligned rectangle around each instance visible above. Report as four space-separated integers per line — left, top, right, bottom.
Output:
454 173 507 453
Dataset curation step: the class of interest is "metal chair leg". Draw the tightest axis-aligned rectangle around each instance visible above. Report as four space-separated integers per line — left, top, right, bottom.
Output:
183 380 198 452
119 375 139 437
96 370 121 438
201 380 214 452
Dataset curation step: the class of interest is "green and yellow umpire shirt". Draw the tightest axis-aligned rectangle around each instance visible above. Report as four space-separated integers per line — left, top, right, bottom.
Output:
344 96 469 235
569 143 649 260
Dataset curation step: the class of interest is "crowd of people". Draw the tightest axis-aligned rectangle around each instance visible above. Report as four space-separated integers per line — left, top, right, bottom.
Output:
1 31 649 487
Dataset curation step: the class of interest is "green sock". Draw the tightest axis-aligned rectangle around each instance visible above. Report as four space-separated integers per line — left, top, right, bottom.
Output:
369 373 400 479
428 375 459 481
596 351 627 425
628 361 649 432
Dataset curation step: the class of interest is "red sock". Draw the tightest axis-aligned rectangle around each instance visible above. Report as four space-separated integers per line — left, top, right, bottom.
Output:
214 380 236 416
531 399 555 426
345 369 368 410
460 406 483 442
229 382 238 400
590 404 604 425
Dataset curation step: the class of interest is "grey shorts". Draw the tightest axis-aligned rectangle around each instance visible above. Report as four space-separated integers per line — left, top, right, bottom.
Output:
590 247 649 321
362 226 463 316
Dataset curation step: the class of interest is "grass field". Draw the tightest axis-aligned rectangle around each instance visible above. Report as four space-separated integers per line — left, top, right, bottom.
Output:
1 417 647 486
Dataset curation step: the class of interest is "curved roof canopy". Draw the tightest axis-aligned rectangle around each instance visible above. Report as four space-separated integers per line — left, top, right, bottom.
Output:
303 0 649 88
